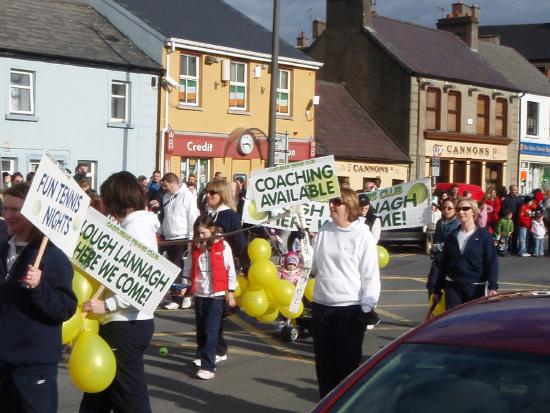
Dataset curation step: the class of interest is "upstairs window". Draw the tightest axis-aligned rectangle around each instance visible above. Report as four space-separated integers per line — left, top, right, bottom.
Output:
447 91 461 133
527 101 539 136
277 69 291 115
10 69 34 114
425 88 441 130
495 98 508 137
476 95 490 135
179 54 199 106
229 61 247 110
111 81 129 122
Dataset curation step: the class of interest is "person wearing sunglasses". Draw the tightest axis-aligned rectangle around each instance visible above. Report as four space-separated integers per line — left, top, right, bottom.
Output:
358 194 381 244
310 189 381 398
433 198 499 309
426 198 460 297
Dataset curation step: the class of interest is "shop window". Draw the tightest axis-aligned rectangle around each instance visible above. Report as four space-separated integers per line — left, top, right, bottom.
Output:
111 81 129 122
436 159 450 184
527 101 539 136
338 176 350 189
453 160 466 183
425 88 441 130
476 95 489 135
229 61 247 110
447 91 461 133
181 158 210 194
392 179 404 186
485 163 502 188
179 54 199 106
10 69 35 115
495 98 507 137
276 69 291 115
469 162 482 186
77 160 98 190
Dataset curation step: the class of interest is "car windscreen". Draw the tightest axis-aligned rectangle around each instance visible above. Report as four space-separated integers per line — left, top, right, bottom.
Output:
327 343 550 413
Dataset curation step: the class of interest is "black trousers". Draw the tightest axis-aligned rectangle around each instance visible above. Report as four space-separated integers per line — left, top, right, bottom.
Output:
161 240 189 302
445 282 486 309
0 368 57 413
80 319 154 413
195 297 224 371
311 303 367 399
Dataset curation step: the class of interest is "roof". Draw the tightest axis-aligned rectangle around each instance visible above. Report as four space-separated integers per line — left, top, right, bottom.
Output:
315 81 410 163
369 16 518 91
479 24 550 61
478 42 550 96
0 0 161 72
110 0 315 63
406 292 550 355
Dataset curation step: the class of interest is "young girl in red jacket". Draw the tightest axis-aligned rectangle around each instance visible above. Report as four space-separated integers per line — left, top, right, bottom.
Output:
183 215 236 380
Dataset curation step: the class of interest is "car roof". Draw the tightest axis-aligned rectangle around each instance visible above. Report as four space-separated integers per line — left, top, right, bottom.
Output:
405 292 550 355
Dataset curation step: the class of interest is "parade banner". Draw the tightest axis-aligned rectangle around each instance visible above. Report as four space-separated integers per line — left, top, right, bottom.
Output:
72 208 180 314
360 178 432 230
249 155 340 212
21 153 91 257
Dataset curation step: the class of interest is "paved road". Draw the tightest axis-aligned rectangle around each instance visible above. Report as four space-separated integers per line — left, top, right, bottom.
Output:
58 250 550 412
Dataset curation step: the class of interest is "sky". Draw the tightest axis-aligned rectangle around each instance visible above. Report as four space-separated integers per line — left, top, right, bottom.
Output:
224 0 550 46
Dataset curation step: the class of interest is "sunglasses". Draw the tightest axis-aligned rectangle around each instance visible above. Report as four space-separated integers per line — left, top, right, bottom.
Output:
457 206 472 212
206 190 219 196
329 197 345 207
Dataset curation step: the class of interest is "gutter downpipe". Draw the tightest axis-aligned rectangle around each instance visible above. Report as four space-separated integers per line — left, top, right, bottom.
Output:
416 75 422 182
159 39 177 175
516 90 526 187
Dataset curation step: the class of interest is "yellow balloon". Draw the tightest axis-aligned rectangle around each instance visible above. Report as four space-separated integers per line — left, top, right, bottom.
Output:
82 317 99 334
279 301 304 319
304 278 315 302
72 268 97 304
241 287 269 317
69 331 116 393
377 245 390 269
248 260 278 288
270 279 296 307
256 303 279 323
62 310 83 344
234 275 249 298
247 238 272 263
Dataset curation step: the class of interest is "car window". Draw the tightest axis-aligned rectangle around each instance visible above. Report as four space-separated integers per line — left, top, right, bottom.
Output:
328 344 550 413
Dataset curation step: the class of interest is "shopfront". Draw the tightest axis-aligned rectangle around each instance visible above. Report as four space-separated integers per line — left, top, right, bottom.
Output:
164 129 313 190
335 161 409 190
519 142 550 193
425 139 509 189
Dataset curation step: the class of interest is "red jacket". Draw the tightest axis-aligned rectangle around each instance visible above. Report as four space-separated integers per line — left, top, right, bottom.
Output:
486 197 501 225
190 240 229 294
519 204 534 228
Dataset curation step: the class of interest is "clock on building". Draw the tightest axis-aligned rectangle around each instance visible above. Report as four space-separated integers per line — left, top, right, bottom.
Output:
238 133 254 155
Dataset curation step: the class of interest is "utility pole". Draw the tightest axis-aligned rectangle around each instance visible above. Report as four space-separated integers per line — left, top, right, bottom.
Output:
267 0 280 167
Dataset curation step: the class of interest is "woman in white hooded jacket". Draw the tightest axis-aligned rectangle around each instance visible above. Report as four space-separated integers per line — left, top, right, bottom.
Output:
80 171 159 413
311 188 381 399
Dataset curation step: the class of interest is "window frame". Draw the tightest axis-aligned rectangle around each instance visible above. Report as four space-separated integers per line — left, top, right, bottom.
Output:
447 90 461 133
9 69 35 115
425 87 441 131
276 68 291 115
178 54 200 106
476 95 490 135
527 101 539 136
110 81 129 123
495 97 508 137
229 61 247 111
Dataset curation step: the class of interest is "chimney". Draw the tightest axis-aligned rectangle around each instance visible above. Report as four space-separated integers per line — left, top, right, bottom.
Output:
312 19 326 40
296 31 309 48
326 0 374 32
436 2 480 50
479 35 501 46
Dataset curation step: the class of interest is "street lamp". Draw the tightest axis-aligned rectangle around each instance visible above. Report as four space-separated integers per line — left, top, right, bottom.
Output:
268 0 280 167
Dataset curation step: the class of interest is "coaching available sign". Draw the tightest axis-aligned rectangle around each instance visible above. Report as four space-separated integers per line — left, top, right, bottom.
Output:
72 208 180 314
250 155 340 212
21 154 91 257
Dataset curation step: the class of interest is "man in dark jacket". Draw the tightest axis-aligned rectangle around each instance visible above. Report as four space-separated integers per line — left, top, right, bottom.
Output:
502 185 524 254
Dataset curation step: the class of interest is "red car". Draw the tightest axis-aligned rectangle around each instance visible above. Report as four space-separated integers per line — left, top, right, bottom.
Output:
312 291 550 413
435 183 485 201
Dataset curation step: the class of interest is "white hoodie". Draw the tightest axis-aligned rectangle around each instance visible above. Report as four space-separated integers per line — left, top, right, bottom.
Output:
312 220 381 313
102 210 160 323
161 185 198 240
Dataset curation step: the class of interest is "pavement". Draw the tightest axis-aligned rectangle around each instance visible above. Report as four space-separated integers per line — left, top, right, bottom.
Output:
58 249 550 413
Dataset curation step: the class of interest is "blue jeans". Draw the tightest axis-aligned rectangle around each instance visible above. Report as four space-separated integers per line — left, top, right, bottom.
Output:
0 371 58 413
195 297 225 372
533 238 544 256
519 226 529 255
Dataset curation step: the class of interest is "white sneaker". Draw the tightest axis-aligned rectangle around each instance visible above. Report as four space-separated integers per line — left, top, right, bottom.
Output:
193 354 227 367
196 369 215 380
521 253 531 257
180 297 193 309
163 302 179 310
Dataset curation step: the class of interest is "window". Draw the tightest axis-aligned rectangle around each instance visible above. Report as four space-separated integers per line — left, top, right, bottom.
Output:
425 88 441 130
495 98 508 137
476 95 490 135
229 62 247 110
447 91 461 133
527 101 539 136
277 69 291 115
77 160 97 190
111 81 129 122
29 160 41 172
179 54 199 105
10 69 34 114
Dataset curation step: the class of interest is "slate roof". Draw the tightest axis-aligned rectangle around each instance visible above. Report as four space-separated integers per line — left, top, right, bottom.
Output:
478 42 550 96
368 16 518 91
110 0 316 63
479 24 550 61
0 0 161 72
315 81 410 163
